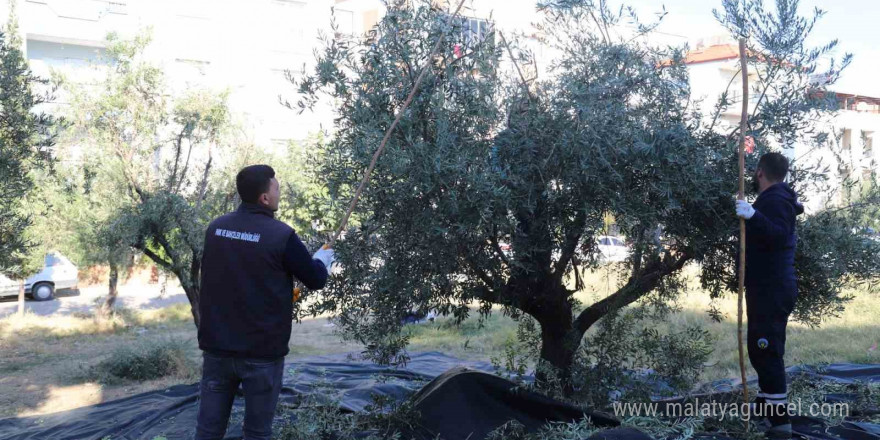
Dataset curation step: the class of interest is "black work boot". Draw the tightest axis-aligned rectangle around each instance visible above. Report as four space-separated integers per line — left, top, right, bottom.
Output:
765 423 792 439
765 403 792 439
749 396 768 424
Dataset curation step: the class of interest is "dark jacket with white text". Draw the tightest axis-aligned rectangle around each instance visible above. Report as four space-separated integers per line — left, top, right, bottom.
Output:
744 182 804 317
198 203 328 359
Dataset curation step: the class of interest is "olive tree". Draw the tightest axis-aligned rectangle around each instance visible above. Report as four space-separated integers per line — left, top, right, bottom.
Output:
294 0 878 383
60 32 232 327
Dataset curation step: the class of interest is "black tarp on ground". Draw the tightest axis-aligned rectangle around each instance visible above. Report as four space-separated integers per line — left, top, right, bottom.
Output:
0 352 877 440
0 352 478 440
690 364 880 395
406 367 619 439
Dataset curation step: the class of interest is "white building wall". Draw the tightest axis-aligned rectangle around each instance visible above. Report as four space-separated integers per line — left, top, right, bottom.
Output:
4 0 553 149
3 0 354 150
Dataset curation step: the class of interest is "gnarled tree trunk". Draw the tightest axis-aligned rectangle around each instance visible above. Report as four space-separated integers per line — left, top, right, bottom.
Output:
100 263 119 317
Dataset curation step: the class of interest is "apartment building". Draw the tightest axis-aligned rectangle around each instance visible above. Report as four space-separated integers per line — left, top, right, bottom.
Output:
1 0 556 145
682 38 878 212
1 0 391 147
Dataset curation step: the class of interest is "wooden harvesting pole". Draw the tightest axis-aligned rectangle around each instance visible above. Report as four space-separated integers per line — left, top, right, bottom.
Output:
736 37 751 431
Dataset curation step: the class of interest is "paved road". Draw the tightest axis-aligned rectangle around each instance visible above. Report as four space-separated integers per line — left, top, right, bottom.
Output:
0 283 189 318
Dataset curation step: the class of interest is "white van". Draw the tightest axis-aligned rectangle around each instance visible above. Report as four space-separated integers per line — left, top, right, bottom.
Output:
0 253 79 301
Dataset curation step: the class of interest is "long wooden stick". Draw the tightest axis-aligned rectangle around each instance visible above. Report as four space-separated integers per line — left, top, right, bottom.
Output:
736 37 750 431
328 0 468 247
499 31 532 97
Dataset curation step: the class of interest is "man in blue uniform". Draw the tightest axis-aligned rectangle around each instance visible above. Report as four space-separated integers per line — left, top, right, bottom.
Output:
736 153 804 439
195 164 335 440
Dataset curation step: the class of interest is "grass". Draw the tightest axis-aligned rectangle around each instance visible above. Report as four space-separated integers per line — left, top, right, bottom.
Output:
0 303 199 418
0 267 877 419
408 311 519 361
406 264 879 383
91 338 198 383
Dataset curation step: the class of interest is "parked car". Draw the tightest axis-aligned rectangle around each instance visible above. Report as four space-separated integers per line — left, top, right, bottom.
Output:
0 253 79 301
597 236 630 263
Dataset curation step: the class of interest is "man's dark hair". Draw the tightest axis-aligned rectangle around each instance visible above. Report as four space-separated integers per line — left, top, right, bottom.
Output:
236 165 275 203
757 152 789 182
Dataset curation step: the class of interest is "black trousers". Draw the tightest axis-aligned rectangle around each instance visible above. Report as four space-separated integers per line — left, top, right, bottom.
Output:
747 311 789 397
195 352 285 440
747 309 791 425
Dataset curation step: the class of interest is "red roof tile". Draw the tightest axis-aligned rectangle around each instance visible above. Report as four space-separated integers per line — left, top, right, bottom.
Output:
684 44 740 64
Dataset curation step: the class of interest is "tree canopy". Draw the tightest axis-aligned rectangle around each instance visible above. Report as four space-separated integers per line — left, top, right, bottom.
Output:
0 7 58 279
294 0 879 382
56 32 232 326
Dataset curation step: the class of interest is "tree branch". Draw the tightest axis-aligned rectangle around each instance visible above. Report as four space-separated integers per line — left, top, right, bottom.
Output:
194 151 213 214
628 227 647 283
151 229 183 276
175 135 195 194
168 129 185 193
573 250 691 334
751 61 780 116
552 210 587 281
589 10 609 44
488 224 510 267
140 246 174 273
706 67 742 134
190 248 201 290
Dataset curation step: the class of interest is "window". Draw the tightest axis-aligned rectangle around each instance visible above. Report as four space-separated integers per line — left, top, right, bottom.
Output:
177 0 212 20
26 40 107 85
45 254 61 267
175 58 210 76
334 9 355 36
456 16 492 47
107 1 127 14
600 238 611 246
863 131 874 159
612 238 625 247
269 1 308 53
842 129 852 151
444 15 492 48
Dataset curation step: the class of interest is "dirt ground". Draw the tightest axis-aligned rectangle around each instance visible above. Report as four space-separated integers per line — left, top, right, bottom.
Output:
0 282 363 419
1 268 878 420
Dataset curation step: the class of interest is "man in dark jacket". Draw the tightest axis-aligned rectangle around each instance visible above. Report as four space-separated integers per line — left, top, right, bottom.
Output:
195 165 334 440
736 153 804 439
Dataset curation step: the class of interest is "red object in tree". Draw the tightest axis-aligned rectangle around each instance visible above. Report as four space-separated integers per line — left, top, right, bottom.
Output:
745 136 755 154
453 44 462 58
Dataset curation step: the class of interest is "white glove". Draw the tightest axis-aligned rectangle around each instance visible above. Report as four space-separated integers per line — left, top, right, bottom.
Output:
736 199 755 219
313 247 335 271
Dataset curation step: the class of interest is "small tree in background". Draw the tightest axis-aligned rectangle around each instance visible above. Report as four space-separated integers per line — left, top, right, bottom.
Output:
59 32 232 327
32 135 138 315
294 0 879 385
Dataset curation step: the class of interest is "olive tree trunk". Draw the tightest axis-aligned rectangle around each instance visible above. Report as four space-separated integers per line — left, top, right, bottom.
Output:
17 279 24 317
100 264 119 317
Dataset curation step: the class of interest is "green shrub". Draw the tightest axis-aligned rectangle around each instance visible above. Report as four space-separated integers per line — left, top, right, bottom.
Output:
273 370 413 440
93 338 196 382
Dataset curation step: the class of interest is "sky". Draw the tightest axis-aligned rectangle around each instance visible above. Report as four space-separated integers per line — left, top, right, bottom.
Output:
487 0 880 97
626 0 880 96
